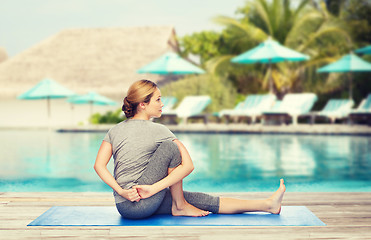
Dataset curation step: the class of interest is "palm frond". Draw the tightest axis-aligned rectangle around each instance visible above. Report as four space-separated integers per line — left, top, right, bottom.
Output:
205 55 235 75
272 0 282 34
300 25 352 52
213 15 267 43
292 0 311 20
285 10 323 47
254 0 274 35
213 16 249 32
305 56 344 68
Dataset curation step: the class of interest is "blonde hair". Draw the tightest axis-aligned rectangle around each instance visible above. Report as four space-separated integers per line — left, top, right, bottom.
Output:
122 80 158 118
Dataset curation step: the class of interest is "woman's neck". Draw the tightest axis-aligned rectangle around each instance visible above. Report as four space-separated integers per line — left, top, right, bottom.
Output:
131 113 150 121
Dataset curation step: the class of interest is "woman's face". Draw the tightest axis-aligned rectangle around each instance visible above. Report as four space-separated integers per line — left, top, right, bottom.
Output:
144 88 164 118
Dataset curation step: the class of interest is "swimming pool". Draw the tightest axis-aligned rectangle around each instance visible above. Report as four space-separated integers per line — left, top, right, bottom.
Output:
1 129 370 192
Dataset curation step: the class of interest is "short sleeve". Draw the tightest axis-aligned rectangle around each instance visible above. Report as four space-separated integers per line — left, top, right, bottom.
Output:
155 123 177 144
103 131 111 144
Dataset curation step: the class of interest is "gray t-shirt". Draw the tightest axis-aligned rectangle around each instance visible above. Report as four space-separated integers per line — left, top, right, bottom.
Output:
103 119 177 203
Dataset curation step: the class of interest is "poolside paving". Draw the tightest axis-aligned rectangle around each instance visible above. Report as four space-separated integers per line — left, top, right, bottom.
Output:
3 122 371 135
167 123 371 135
30 123 370 135
0 192 370 239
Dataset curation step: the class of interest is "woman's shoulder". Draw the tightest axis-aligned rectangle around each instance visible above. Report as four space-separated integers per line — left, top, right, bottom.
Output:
106 120 128 132
110 120 170 133
149 121 169 129
148 121 174 135
110 120 165 129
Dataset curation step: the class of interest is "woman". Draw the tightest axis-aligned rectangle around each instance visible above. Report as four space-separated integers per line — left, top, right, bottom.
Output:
94 79 285 219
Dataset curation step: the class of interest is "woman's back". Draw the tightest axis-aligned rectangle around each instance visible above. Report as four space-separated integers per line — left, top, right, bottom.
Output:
104 119 176 203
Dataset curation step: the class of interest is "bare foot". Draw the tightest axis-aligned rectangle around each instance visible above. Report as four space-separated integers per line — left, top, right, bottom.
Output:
172 201 209 217
267 179 286 214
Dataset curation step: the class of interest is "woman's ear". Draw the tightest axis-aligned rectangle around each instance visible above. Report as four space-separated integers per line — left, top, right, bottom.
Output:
139 102 145 110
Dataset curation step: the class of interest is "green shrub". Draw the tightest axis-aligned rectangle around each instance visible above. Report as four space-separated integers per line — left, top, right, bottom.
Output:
90 108 125 124
160 74 238 113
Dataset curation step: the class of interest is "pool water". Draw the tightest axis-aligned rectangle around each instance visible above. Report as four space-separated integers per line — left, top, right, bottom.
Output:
0 130 370 192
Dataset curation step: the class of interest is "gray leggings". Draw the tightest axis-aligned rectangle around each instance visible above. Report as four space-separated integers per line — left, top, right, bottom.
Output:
116 140 220 219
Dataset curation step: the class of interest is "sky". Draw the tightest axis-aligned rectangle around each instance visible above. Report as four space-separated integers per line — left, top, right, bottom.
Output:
0 0 246 57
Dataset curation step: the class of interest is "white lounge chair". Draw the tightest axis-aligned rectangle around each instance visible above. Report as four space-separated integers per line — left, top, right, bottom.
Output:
262 93 318 125
219 102 245 117
315 99 354 123
219 94 276 124
161 96 212 124
270 100 282 111
348 94 371 125
161 96 177 114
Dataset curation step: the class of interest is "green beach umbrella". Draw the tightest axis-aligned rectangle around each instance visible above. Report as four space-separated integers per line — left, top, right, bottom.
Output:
355 45 371 55
317 53 371 99
231 37 310 93
137 52 205 75
17 78 75 124
67 91 117 120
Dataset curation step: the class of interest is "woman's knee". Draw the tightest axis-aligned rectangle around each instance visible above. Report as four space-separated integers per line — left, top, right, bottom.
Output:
158 140 178 152
158 140 181 168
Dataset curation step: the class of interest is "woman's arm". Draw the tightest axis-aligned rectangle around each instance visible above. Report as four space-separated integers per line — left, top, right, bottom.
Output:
135 139 194 199
94 141 140 202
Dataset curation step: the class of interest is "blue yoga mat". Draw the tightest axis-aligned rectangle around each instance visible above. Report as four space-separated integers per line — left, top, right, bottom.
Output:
28 206 325 226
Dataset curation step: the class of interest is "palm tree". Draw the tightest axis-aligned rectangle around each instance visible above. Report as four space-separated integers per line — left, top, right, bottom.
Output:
208 0 352 97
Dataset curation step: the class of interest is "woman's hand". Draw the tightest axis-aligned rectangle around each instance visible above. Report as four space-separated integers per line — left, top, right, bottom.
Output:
118 188 141 202
133 185 156 199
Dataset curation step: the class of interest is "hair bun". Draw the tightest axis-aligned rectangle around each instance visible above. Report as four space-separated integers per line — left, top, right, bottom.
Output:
122 97 134 118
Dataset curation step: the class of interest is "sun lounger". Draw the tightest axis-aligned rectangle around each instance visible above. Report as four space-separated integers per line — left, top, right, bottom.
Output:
217 101 245 123
219 94 276 123
270 100 282 110
314 99 354 123
262 93 318 125
161 95 211 124
351 94 371 113
161 96 177 114
219 102 245 117
348 94 371 125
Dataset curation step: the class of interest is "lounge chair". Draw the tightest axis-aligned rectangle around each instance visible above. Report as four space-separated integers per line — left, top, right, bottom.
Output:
161 96 177 114
348 94 371 125
262 93 318 125
314 99 354 123
271 100 282 110
219 94 276 124
161 96 211 124
218 101 245 122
